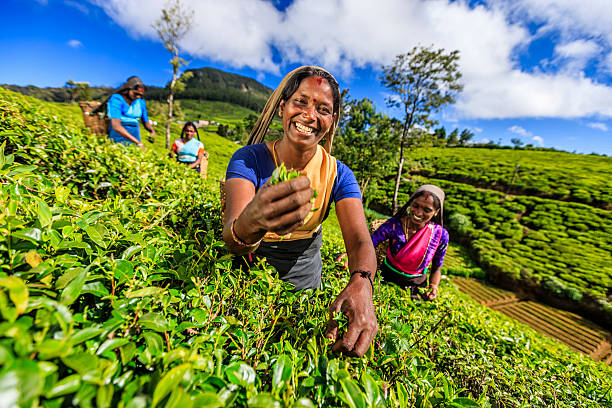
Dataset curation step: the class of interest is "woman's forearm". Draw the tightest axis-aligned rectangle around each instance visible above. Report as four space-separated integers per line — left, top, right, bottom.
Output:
222 212 264 255
112 121 142 145
147 122 157 134
189 153 203 169
346 238 377 278
429 266 442 289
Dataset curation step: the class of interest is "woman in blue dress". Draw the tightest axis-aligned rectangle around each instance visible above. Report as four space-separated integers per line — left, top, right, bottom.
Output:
223 66 378 357
107 76 156 147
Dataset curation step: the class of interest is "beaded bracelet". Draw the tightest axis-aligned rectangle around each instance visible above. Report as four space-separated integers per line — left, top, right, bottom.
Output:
351 269 374 292
231 219 262 249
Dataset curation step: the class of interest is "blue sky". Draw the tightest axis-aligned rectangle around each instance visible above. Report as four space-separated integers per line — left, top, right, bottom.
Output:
2 0 612 155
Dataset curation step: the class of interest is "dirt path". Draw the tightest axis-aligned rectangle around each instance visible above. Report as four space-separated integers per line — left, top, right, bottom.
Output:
452 277 612 365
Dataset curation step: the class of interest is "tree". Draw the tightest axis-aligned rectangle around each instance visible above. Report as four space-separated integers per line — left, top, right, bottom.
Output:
65 80 91 104
153 0 194 149
381 46 463 212
447 128 459 146
65 80 76 104
334 97 397 200
511 138 524 148
459 128 474 146
434 127 446 140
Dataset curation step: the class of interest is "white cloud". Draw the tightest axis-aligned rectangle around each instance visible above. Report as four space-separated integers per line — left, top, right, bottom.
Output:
555 40 600 60
67 39 83 48
65 0 90 14
587 122 608 131
508 125 532 137
554 40 601 74
473 127 483 133
89 0 612 120
509 125 543 145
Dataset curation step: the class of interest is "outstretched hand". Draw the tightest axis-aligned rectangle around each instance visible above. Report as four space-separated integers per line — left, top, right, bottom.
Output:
326 274 378 357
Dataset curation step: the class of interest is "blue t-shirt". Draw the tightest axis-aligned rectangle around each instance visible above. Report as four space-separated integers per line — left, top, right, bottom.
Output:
107 93 149 125
226 143 361 219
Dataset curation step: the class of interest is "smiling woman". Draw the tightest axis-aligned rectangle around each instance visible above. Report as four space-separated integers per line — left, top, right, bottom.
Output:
371 184 449 301
223 66 378 357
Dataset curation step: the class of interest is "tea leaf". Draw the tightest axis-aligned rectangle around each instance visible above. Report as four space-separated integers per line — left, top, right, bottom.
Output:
0 276 28 315
37 199 52 228
151 363 191 408
225 362 256 387
271 354 292 393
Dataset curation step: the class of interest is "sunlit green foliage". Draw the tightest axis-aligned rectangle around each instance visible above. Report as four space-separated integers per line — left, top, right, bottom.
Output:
1 88 611 407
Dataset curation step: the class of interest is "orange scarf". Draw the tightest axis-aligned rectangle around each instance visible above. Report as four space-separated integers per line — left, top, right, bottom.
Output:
264 143 337 242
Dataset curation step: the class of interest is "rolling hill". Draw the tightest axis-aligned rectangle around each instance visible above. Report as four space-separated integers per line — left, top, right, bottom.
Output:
2 67 273 112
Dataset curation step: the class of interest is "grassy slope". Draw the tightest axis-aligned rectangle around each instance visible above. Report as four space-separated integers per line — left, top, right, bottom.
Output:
2 88 611 407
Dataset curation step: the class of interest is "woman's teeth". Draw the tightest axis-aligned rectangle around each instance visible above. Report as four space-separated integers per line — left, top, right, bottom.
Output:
295 122 314 134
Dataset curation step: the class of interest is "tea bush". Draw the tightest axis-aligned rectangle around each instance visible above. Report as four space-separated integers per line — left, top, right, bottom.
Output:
369 173 612 323
1 88 611 407
406 147 612 209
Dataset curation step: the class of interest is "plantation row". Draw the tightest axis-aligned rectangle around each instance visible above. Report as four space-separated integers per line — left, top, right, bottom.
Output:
406 147 612 209
369 174 612 325
1 87 612 407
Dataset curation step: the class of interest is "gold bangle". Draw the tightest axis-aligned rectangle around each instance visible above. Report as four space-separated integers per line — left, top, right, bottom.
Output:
231 219 262 248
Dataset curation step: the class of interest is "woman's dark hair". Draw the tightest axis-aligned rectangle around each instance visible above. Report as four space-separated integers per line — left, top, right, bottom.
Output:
118 76 146 95
393 191 442 224
181 121 199 139
280 67 341 116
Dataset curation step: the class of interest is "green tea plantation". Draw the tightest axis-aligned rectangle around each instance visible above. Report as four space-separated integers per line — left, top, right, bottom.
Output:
1 87 611 407
367 147 612 328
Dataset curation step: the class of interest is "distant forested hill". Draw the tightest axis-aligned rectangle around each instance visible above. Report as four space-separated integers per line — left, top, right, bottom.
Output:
2 67 273 112
0 84 113 103
146 67 273 112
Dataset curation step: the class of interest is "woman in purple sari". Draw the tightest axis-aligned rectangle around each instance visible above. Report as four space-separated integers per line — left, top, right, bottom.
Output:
371 185 449 300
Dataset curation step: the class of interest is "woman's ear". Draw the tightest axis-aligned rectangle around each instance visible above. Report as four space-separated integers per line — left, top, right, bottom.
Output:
278 100 285 117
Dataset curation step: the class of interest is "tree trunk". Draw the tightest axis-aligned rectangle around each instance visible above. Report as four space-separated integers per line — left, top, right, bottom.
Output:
165 64 178 150
360 176 371 198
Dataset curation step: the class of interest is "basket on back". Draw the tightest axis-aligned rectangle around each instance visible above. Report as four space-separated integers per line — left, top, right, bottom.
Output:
369 218 389 268
78 101 109 135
